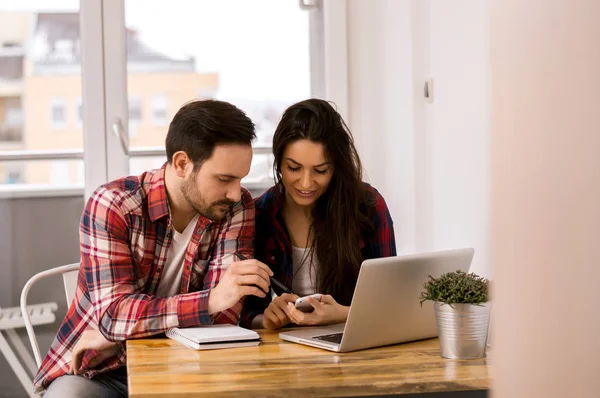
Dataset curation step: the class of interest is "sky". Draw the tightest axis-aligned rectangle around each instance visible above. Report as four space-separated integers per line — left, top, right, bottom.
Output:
0 0 311 101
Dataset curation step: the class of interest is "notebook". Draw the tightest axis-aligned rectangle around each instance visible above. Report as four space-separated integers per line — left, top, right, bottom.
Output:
166 324 260 350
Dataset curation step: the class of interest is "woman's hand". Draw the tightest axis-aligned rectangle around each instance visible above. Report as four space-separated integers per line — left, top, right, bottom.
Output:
262 293 300 329
285 294 349 326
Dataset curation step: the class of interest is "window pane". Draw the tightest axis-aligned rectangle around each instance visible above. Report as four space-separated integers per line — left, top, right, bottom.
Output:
247 153 275 185
0 3 83 187
150 95 168 126
125 0 310 184
0 159 83 185
128 153 275 192
129 156 167 176
51 97 66 127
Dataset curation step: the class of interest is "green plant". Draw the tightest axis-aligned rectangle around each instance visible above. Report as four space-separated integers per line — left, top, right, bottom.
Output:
420 270 489 305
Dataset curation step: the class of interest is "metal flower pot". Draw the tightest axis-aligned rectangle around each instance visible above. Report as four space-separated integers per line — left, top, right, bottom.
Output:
434 301 491 359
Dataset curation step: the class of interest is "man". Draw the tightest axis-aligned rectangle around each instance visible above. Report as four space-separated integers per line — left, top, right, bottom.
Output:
36 100 273 397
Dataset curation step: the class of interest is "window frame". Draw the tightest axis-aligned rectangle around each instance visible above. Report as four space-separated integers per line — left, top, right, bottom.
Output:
0 0 336 200
76 97 83 128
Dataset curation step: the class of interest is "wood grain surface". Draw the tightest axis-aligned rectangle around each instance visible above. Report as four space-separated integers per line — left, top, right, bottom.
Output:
126 328 490 397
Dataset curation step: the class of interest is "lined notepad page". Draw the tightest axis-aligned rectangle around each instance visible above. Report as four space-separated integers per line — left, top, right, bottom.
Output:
169 324 259 344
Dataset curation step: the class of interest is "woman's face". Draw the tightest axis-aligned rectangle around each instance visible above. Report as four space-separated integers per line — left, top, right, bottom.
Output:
280 139 334 208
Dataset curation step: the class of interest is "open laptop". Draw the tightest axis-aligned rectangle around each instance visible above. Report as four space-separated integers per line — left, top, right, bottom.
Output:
279 248 474 352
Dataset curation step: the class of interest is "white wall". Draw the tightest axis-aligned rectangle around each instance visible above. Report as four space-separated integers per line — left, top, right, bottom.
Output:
424 0 490 277
346 0 417 255
340 0 491 276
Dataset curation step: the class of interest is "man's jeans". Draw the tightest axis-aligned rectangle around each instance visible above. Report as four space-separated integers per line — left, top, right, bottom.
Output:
43 366 127 398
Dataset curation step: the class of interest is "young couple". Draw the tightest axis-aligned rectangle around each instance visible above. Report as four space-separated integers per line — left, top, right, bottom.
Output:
36 98 396 397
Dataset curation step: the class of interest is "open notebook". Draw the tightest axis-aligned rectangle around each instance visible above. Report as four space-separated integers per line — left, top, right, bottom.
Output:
166 324 260 350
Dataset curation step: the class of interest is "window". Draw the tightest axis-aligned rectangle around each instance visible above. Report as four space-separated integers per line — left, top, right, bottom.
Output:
2 41 19 49
5 170 22 184
151 96 168 126
52 39 76 62
0 1 321 192
124 0 313 187
0 97 23 142
129 97 142 123
50 97 66 129
5 107 23 128
0 7 86 189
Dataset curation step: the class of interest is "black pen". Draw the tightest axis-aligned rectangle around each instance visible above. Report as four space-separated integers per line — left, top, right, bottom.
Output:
233 252 294 295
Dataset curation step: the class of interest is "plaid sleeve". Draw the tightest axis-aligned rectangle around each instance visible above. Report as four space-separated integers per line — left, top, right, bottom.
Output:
365 187 397 258
201 188 255 325
82 187 215 342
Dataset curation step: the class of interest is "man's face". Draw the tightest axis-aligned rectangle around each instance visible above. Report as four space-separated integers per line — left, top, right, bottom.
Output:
180 143 252 221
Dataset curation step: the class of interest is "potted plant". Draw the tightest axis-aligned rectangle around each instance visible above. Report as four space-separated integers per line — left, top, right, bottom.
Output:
420 270 491 359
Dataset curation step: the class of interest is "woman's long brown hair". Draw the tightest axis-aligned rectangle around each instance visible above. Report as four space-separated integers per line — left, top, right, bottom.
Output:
273 99 374 305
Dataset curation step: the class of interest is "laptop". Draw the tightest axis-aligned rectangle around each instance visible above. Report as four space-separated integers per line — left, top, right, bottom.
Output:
279 248 475 352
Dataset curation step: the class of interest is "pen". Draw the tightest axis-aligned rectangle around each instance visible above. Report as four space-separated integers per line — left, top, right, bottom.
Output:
233 252 294 295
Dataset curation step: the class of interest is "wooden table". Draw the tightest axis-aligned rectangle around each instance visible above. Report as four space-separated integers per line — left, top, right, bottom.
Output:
126 329 490 397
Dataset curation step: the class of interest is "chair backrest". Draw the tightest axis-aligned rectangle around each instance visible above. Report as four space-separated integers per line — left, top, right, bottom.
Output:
62 269 79 305
20 263 80 368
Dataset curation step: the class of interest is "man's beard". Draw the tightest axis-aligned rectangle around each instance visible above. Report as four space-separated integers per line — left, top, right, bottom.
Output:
180 177 235 221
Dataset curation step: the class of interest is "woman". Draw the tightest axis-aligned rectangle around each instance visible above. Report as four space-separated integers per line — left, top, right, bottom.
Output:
241 98 396 330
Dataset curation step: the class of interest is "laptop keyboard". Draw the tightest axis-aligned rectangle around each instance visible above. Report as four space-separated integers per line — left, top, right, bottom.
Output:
313 332 343 344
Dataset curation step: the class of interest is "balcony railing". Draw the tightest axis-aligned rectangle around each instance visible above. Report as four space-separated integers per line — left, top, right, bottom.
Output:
0 145 271 161
0 146 274 197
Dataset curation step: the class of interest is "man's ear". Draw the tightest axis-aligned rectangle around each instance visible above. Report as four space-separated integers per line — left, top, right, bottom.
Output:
171 151 192 178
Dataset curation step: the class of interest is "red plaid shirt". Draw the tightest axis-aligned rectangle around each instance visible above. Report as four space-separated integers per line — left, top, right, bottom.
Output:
33 165 254 393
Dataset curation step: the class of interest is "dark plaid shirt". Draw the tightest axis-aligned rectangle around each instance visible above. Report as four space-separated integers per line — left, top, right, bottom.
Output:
240 183 396 328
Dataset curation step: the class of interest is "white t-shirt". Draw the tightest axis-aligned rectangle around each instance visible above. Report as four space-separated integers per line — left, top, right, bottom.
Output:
156 214 199 297
292 246 318 296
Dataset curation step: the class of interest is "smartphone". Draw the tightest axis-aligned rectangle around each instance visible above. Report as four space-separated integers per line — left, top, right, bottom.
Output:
294 293 323 313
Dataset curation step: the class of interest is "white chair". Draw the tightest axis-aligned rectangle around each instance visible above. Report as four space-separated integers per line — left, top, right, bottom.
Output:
4 263 80 397
0 303 56 398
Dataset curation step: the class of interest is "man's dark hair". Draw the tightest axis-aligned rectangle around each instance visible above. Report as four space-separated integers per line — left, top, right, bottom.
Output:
165 99 256 169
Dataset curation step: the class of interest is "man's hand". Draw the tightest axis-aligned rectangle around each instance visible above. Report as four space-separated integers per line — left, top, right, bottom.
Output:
208 258 273 314
285 294 349 326
71 329 121 375
263 293 299 330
